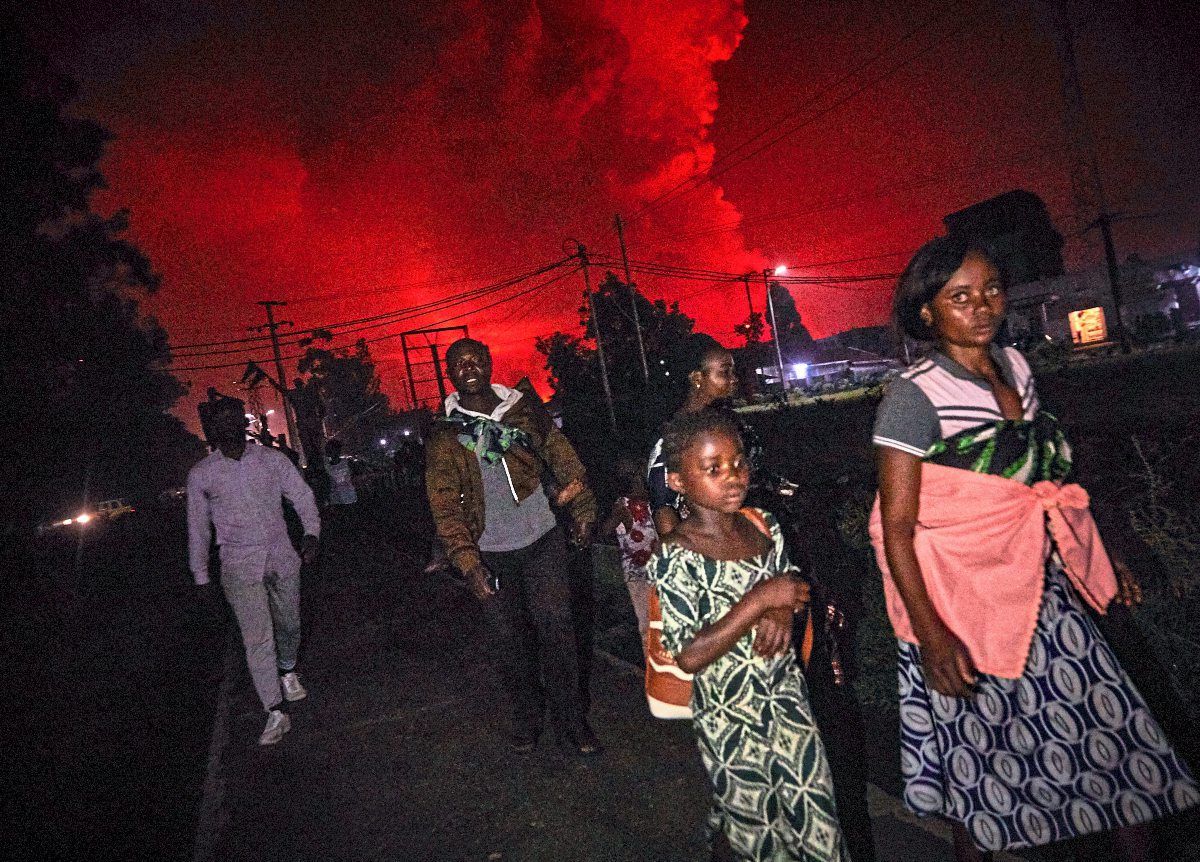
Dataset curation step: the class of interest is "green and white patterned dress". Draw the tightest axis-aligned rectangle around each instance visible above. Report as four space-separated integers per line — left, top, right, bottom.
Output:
651 509 848 862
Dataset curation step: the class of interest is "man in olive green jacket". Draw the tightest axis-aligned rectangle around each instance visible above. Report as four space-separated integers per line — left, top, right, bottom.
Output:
425 338 601 755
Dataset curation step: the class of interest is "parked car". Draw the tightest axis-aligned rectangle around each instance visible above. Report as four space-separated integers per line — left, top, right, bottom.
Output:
159 486 187 504
95 499 135 519
38 498 136 535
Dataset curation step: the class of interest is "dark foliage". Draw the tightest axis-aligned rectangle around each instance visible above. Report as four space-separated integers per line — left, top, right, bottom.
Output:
296 332 394 455
767 281 813 357
0 32 202 535
536 272 697 482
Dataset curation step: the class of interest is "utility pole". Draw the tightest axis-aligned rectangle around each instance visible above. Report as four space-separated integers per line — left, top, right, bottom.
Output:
763 271 787 396
741 274 755 317
430 343 447 402
572 242 617 430
400 325 467 409
1049 0 1131 352
614 214 650 383
1090 212 1129 351
252 300 304 465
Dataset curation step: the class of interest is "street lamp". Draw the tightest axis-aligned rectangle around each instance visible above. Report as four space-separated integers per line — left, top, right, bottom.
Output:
764 265 788 396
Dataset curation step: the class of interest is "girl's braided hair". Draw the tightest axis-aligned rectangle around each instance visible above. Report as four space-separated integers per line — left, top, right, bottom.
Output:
661 408 744 473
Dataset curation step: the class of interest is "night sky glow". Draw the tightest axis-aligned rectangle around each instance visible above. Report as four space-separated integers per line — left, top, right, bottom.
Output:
24 0 1200 425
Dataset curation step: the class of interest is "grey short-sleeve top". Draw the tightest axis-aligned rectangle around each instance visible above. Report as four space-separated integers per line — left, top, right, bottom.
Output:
872 346 1039 457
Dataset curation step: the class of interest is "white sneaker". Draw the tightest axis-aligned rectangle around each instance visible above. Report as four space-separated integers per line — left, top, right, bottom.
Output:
280 671 307 702
259 709 291 745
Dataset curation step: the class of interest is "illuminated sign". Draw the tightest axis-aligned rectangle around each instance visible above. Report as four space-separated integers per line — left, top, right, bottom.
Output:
1068 307 1108 345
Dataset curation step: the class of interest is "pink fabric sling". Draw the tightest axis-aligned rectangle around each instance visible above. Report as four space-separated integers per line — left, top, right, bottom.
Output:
868 462 1119 679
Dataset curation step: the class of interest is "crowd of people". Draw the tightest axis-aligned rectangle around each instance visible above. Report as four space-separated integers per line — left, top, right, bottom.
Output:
186 236 1197 861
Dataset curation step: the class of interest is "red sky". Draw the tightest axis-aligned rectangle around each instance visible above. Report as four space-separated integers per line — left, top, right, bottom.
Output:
26 0 1200 430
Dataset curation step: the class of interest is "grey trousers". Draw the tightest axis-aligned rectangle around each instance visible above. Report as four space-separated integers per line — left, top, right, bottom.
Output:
222 567 301 711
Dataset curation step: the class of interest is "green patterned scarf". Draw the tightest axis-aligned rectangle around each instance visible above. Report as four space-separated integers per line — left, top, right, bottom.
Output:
924 411 1072 486
443 410 533 465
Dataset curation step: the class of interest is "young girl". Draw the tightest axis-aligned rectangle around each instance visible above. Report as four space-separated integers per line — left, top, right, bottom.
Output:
600 454 658 637
651 409 848 862
872 236 1197 860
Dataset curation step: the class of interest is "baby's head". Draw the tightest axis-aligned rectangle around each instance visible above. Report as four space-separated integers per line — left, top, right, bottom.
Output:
663 409 749 514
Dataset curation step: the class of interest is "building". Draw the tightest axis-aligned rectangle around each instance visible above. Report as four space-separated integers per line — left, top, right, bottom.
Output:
739 340 900 391
1005 255 1200 348
944 190 1065 285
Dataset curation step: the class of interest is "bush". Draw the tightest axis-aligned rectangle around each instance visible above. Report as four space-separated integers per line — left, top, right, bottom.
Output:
1125 438 1200 721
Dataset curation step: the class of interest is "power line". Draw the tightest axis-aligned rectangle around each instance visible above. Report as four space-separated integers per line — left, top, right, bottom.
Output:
601 257 900 287
169 257 572 351
173 263 567 355
168 262 511 347
168 265 581 373
789 249 917 268
584 259 900 298
170 257 573 358
171 282 515 359
352 266 582 350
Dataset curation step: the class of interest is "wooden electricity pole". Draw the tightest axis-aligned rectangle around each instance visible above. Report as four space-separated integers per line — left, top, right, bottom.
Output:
252 300 304 464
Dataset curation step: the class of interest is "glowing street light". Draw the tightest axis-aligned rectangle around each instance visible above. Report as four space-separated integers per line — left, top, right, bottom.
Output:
379 438 388 446
773 264 788 276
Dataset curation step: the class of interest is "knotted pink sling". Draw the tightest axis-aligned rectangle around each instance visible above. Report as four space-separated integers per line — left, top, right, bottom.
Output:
868 463 1118 678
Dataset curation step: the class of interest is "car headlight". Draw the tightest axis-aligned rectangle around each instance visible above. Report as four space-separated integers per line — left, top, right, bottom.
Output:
75 513 92 524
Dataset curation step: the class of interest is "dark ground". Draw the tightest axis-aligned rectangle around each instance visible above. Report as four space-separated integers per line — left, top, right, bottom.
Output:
2 507 223 861
4 493 987 862
198 496 982 862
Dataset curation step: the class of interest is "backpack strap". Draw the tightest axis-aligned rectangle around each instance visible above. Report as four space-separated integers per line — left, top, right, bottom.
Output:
740 506 770 536
740 507 815 668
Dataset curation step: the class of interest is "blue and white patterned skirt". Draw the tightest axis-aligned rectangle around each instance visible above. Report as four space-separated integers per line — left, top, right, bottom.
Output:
897 564 1198 852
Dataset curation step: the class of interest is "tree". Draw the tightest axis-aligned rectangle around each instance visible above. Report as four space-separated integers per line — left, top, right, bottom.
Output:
537 271 695 449
296 332 393 455
0 32 202 534
768 282 814 359
734 311 765 347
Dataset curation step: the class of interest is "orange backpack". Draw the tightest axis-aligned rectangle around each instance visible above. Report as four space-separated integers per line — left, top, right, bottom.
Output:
644 587 695 719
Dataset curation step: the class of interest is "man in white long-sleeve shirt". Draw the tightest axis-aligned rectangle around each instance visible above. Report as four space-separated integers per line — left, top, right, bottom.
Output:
188 396 321 745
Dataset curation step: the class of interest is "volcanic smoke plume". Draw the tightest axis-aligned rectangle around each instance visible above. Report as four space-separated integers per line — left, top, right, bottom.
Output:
91 0 759 401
